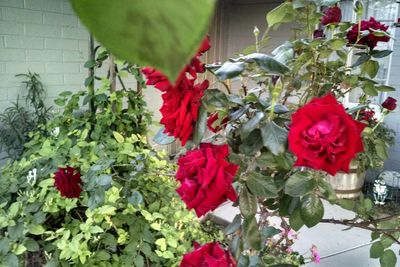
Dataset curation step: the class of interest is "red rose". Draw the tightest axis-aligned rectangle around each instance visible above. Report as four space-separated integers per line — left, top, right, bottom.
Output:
321 6 342 25
313 29 325 39
207 113 229 133
382 97 397 111
288 94 366 175
180 242 236 267
142 36 211 146
346 17 390 49
360 109 375 122
54 166 82 198
176 143 239 217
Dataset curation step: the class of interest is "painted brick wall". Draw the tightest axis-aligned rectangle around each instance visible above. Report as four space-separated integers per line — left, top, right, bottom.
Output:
0 0 89 111
384 28 400 172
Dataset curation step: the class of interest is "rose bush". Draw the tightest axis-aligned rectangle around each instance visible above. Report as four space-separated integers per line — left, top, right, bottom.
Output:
180 242 236 267
321 6 341 25
346 17 390 49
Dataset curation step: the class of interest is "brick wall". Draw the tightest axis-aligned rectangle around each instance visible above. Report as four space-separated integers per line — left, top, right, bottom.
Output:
0 0 89 111
384 28 400 172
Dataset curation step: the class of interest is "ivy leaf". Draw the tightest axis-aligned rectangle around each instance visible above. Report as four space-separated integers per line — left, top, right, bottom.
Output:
153 126 175 145
239 186 257 219
215 61 245 80
243 53 289 74
380 249 397 267
71 0 216 82
300 195 324 228
112 131 124 143
370 241 384 258
246 172 278 198
285 172 316 197
361 60 379 78
242 217 261 250
260 121 288 155
240 111 265 139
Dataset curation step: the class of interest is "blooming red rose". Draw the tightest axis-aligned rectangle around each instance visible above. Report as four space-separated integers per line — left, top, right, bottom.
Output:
54 166 82 198
176 143 239 217
288 94 366 175
142 36 211 146
207 113 229 133
382 97 397 111
321 6 341 25
346 17 390 49
180 242 236 267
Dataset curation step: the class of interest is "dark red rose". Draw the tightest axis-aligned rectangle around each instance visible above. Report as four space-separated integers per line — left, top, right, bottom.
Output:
207 113 229 133
176 143 239 217
313 29 325 39
382 97 397 111
288 94 366 175
360 109 375 122
321 6 342 25
54 166 82 198
180 242 236 267
346 17 390 49
142 36 211 146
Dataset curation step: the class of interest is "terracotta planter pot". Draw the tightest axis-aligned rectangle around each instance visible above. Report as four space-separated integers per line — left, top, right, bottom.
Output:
326 169 366 199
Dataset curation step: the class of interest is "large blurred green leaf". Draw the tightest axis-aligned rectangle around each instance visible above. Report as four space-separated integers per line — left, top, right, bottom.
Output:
380 249 397 267
71 0 216 82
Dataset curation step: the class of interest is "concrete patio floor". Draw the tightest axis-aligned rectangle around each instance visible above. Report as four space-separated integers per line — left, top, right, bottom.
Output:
212 200 400 266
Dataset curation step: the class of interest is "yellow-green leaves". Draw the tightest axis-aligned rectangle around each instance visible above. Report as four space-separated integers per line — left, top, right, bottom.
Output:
71 0 216 82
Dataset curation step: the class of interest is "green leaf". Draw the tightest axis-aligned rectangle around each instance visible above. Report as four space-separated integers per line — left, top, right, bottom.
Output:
28 224 45 235
246 172 278 198
0 237 10 254
84 76 94 87
112 131 124 143
202 89 229 109
84 59 96 68
375 139 389 160
71 0 216 82
260 121 288 155
300 194 324 228
363 82 379 96
3 254 19 267
361 60 379 78
128 191 143 206
25 239 39 252
380 249 397 267
376 85 395 92
214 61 245 80
289 208 304 231
285 172 316 197
370 50 392 58
239 186 257 219
352 53 371 68
261 226 281 238
242 217 261 250
266 2 295 28
240 111 265 139
239 129 264 156
328 38 346 50
193 105 207 145
370 241 384 258
153 126 175 145
224 214 242 235
243 53 289 74
54 98 66 106
96 174 112 186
